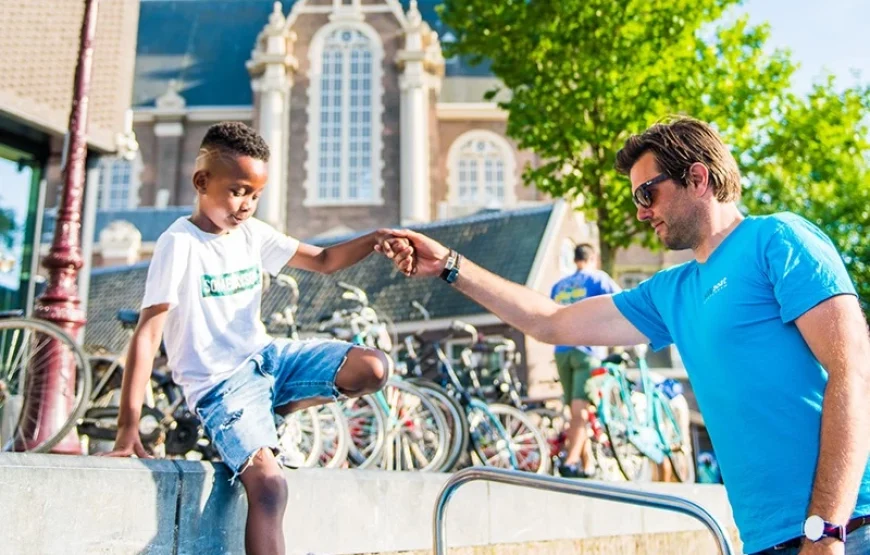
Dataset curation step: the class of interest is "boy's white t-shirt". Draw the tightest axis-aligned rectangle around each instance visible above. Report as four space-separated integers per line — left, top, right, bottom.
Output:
141 217 300 408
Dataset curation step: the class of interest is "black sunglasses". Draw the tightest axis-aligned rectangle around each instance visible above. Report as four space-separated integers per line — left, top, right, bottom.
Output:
632 173 671 208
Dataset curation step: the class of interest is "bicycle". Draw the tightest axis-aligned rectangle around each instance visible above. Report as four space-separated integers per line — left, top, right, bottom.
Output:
402 301 550 474
594 344 692 482
321 283 449 472
0 309 92 453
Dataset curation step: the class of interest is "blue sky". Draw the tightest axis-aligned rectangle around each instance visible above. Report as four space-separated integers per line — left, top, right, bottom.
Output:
740 0 870 94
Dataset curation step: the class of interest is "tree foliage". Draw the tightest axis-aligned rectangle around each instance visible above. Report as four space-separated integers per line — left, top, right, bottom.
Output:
741 79 870 313
438 0 794 272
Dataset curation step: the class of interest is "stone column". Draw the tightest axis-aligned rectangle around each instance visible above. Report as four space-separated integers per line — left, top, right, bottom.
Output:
396 2 444 224
152 81 186 205
247 2 297 231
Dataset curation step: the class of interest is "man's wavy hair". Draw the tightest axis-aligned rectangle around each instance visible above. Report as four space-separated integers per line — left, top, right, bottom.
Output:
615 117 741 202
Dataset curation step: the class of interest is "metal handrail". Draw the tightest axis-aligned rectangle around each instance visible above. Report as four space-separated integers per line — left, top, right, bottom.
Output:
433 467 735 555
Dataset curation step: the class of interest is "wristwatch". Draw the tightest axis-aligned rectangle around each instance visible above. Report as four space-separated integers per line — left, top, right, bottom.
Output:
439 249 461 284
804 515 846 543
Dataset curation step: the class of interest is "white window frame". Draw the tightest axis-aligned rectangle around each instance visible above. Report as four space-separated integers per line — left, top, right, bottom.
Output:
445 129 517 209
96 154 142 210
304 19 385 207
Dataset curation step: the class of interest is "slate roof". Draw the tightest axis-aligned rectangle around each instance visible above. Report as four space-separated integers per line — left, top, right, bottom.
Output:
82 204 554 353
133 0 493 108
41 206 193 244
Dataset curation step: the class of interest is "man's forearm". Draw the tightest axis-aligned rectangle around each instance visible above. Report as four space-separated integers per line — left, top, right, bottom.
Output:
807 369 870 523
452 257 561 340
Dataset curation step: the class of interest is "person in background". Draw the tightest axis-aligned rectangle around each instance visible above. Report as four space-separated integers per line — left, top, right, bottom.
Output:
550 243 621 478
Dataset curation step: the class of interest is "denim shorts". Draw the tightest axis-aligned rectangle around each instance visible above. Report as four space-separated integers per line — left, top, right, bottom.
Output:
195 338 354 480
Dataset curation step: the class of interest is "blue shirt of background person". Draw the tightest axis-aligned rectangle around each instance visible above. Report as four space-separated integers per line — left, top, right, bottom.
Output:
550 243 620 356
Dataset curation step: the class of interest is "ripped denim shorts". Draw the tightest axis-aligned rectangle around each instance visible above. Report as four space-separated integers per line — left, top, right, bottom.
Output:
195 338 354 481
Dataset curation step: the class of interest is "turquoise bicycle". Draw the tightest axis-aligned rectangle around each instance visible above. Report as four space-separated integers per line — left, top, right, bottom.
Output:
324 282 450 472
594 344 692 482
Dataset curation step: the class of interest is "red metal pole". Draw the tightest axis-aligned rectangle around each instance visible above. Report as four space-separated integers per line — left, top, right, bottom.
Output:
15 0 100 453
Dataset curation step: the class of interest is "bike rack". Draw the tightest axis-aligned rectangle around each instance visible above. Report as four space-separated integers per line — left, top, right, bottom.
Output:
433 467 735 555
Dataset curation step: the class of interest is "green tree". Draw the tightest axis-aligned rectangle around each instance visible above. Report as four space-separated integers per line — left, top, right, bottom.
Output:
0 206 16 250
439 0 794 273
741 78 870 313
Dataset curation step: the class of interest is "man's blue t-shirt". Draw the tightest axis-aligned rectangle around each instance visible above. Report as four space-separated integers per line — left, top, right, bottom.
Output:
551 269 619 355
613 213 870 553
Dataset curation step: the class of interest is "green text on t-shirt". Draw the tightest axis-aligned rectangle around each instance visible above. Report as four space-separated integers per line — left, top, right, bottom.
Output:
200 266 260 297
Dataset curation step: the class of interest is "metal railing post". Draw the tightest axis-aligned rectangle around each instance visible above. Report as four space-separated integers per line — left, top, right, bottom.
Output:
433 467 735 555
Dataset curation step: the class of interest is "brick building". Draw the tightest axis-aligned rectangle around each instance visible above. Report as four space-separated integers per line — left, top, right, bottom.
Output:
0 0 140 314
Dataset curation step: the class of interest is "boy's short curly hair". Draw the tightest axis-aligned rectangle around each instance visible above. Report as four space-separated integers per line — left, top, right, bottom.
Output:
200 121 270 162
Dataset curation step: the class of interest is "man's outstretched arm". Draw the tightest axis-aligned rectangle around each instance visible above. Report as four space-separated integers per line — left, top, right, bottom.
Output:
378 228 648 348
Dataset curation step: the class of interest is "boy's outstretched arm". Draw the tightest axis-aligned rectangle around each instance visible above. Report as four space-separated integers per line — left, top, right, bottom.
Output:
102 304 169 458
377 228 647 348
288 229 413 275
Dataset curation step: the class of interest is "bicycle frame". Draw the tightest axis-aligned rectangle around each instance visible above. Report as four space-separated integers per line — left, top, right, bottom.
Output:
432 341 520 468
596 355 671 465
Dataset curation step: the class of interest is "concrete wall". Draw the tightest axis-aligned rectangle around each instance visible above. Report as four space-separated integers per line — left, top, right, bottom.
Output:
0 453 741 555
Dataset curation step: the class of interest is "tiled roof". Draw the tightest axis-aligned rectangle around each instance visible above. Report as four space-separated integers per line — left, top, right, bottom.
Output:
133 0 493 108
42 207 194 244
82 204 554 353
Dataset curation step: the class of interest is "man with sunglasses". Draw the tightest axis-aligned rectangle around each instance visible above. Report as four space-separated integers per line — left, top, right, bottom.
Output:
378 116 870 555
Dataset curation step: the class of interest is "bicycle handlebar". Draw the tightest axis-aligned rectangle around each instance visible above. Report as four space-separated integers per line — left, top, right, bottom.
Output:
337 281 369 306
451 320 478 344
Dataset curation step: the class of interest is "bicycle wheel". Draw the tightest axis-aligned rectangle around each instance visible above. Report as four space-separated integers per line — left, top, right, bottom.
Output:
342 394 386 469
278 407 322 468
377 379 449 472
468 402 550 474
653 392 694 483
315 403 350 469
409 379 469 472
525 406 565 475
0 318 92 453
599 379 649 481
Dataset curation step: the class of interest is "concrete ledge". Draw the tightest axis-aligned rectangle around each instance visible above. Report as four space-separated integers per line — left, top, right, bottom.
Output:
0 454 741 555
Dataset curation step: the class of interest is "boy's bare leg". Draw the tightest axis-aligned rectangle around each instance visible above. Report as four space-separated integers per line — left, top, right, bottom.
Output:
275 347 390 415
239 448 288 555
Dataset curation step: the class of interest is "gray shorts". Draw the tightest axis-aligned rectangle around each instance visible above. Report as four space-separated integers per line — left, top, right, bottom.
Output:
195 338 354 480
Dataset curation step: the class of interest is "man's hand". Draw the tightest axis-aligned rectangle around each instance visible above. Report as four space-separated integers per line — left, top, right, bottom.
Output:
375 228 450 278
99 426 153 459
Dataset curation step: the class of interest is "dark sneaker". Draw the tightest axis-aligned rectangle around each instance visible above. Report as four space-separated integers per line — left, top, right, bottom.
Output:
558 463 595 479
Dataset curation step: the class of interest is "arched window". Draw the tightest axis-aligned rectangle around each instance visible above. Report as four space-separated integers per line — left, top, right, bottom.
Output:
305 23 384 206
446 130 516 208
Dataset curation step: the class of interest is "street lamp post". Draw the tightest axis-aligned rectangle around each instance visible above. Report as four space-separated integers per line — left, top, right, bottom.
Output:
14 0 100 453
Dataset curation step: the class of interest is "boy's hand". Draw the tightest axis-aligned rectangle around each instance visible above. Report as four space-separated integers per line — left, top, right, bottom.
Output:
375 228 450 278
100 426 153 459
374 230 416 276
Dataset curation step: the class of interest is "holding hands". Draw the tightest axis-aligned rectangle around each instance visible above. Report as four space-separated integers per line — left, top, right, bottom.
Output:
374 229 451 278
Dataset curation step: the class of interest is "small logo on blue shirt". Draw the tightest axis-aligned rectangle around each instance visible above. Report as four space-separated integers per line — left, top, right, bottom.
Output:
704 277 728 302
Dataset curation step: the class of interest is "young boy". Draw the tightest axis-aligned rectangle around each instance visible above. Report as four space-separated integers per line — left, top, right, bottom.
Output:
105 121 413 555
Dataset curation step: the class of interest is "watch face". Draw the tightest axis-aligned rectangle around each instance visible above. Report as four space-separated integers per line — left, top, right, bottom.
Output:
804 515 825 541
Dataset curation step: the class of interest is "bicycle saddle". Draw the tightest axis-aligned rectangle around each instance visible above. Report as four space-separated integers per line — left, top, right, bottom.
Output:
601 352 631 365
116 308 140 327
